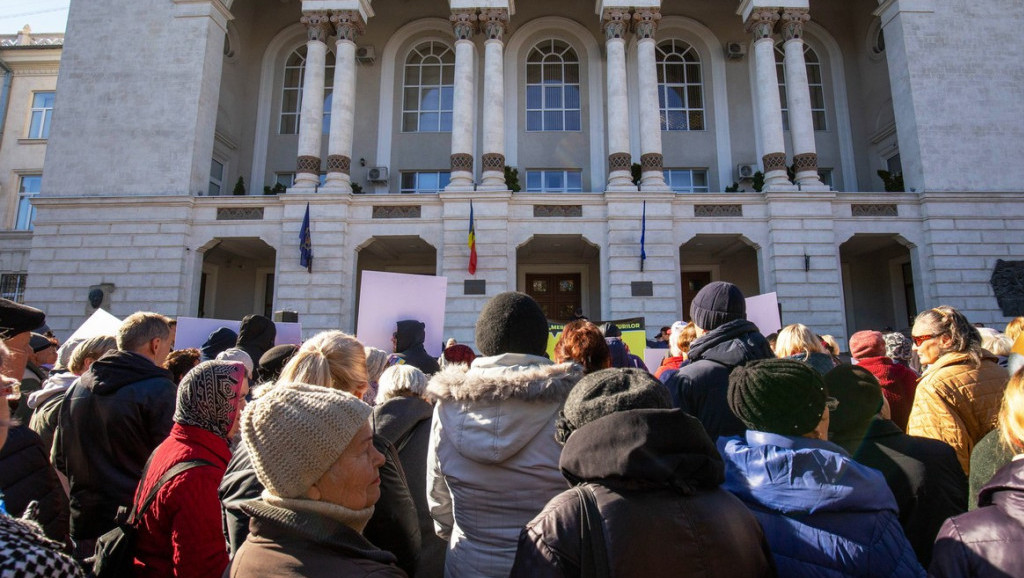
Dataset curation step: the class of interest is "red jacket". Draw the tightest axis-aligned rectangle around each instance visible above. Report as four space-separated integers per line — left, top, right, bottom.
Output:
856 356 919 431
132 423 231 578
654 356 686 380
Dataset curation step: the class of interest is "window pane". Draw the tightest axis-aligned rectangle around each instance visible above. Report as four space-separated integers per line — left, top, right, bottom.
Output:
543 111 562 131
686 64 701 83
526 64 542 84
567 172 582 191
439 172 451 189
564 112 581 131
439 112 453 132
664 63 684 84
403 65 419 85
812 110 826 131
282 90 299 112
403 88 419 109
687 86 703 109
402 112 418 132
441 64 455 84
210 159 224 180
693 171 708 187
401 173 416 191
689 111 705 131
420 173 439 192
440 87 454 110
421 87 440 110
280 115 297 134
20 176 41 192
666 111 687 131
809 86 825 109
208 183 221 196
807 65 822 85
526 171 541 191
545 171 563 190
526 86 542 109
544 86 562 108
29 113 43 138
543 63 562 83
35 93 55 108
421 112 440 132
527 111 542 131
666 86 684 108
563 63 579 83
421 64 441 85
564 86 580 109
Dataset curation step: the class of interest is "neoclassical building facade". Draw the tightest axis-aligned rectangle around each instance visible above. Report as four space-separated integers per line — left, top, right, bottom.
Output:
9 0 1024 349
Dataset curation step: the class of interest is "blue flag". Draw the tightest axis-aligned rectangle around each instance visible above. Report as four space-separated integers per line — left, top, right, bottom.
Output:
640 200 647 272
299 203 313 273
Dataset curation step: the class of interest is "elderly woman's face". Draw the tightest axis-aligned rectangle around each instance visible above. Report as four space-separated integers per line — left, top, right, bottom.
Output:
310 422 385 510
912 319 951 366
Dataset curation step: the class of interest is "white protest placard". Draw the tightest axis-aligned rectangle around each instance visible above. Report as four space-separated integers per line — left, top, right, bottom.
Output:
745 292 782 336
66 309 122 343
644 348 670 372
174 317 303 350
356 271 448 358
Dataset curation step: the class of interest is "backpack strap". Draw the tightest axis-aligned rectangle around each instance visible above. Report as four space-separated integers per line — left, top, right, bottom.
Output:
574 483 610 578
128 459 215 525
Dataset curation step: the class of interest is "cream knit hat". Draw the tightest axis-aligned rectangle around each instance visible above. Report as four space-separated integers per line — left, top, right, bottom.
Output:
241 382 372 499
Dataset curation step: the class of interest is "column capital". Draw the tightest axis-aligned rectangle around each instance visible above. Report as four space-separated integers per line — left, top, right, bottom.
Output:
450 9 477 41
479 8 509 41
601 8 630 41
331 10 365 42
781 8 810 41
745 8 780 41
632 8 661 40
301 11 332 43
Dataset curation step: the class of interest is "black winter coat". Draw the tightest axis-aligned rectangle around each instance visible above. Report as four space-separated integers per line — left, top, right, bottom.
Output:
664 319 773 440
394 320 440 376
931 458 1024 578
236 315 276 380
0 425 69 547
510 408 776 578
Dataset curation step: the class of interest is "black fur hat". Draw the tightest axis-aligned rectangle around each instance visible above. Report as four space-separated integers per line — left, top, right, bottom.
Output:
474 292 549 357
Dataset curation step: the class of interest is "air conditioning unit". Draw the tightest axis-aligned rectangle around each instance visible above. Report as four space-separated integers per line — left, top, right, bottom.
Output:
367 166 389 182
737 164 758 180
355 45 375 64
726 42 747 60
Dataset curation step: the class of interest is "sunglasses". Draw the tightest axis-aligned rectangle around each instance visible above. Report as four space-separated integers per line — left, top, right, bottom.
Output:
911 333 943 347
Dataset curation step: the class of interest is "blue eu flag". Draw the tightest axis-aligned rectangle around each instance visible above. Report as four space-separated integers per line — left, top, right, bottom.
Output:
299 203 313 273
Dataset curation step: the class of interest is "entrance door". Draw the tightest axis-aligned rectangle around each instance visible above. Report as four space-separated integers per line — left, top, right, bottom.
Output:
525 273 582 321
680 271 712 322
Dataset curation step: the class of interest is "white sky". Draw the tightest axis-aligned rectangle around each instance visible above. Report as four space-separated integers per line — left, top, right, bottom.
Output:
0 0 69 36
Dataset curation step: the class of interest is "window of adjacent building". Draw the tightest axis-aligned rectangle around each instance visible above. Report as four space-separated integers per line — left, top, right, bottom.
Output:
818 168 834 189
526 40 581 132
209 159 224 196
664 169 709 193
775 43 826 131
402 41 455 132
15 174 41 230
28 92 54 139
400 171 450 194
656 40 705 131
280 45 335 135
525 170 583 192
0 273 26 303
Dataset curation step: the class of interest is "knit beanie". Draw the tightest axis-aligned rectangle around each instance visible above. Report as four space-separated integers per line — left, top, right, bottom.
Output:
241 382 372 499
884 332 912 363
689 281 746 331
258 344 299 383
849 330 886 360
475 292 549 357
376 364 428 402
556 368 672 444
216 347 254 379
728 358 827 436
822 364 884 435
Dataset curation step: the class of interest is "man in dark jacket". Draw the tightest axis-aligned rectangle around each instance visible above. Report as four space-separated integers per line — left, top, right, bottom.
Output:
825 364 967 567
393 319 440 375
664 281 773 439
235 315 275 381
54 311 177 558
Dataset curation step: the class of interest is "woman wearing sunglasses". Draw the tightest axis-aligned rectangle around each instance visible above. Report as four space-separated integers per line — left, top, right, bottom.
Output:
906 306 1008 476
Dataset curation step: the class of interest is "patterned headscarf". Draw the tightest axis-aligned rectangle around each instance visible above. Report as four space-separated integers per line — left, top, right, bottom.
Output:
174 360 248 440
884 332 913 363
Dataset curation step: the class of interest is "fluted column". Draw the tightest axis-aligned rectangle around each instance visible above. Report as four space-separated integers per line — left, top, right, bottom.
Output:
634 9 668 191
478 9 508 191
325 11 364 192
782 8 826 189
295 11 331 189
445 10 477 192
602 9 636 192
747 8 792 190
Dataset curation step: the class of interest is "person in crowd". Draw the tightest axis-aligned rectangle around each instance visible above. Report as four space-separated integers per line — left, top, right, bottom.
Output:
665 281 774 440
774 323 841 376
164 347 201 385
256 343 298 386
886 331 920 373
54 312 177 559
235 314 275 381
822 334 841 357
600 323 647 371
849 330 919 430
439 343 475 369
655 321 695 383
825 364 966 567
427 292 583 577
511 368 776 577
554 320 611 374
373 364 446 577
216 347 253 381
16 334 56 423
967 427 1017 510
220 331 420 574
132 361 249 578
977 327 1012 367
393 319 440 376
1003 316 1024 346
226 383 405 577
647 325 671 349
907 306 1008 475
931 368 1024 578
719 358 924 577
199 326 237 362
363 346 390 405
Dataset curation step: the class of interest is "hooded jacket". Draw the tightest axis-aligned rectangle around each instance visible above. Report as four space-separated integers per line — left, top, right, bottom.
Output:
853 356 919 431
27 372 77 456
719 431 925 578
665 319 774 440
394 320 440 376
426 354 583 578
236 315 276 379
200 327 237 361
511 409 776 578
931 457 1024 578
53 350 176 541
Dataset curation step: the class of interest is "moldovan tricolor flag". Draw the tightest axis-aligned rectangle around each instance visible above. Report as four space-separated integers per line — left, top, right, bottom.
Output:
468 201 477 275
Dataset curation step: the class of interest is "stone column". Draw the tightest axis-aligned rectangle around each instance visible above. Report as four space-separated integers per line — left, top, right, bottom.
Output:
602 9 636 192
478 9 508 191
325 11 364 192
295 11 331 189
781 8 826 189
634 9 668 191
747 8 792 190
445 10 477 192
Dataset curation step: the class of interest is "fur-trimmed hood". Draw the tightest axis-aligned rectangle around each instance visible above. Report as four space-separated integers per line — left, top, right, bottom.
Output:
427 353 581 403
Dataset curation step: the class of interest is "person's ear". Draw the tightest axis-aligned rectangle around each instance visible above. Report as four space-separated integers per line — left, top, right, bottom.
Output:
148 338 162 356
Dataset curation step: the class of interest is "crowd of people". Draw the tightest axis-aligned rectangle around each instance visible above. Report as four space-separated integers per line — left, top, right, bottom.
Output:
1 281 1023 577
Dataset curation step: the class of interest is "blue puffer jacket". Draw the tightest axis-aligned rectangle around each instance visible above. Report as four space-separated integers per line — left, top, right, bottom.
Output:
718 431 926 578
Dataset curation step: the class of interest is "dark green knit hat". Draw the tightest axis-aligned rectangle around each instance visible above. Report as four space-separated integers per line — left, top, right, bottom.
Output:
728 358 827 436
555 368 672 444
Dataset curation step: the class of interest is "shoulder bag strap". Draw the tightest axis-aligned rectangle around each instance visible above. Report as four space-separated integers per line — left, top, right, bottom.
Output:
129 459 215 525
574 483 611 578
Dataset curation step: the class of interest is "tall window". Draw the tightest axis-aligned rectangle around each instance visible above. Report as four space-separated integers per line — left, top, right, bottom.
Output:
0 273 26 303
28 92 54 139
656 40 704 131
209 159 224 196
664 169 709 193
526 40 581 131
402 41 455 132
16 175 41 230
525 170 582 192
280 46 335 135
776 43 826 131
400 171 450 194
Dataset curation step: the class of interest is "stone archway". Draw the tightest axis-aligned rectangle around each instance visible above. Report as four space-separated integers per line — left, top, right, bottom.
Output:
198 237 277 319
678 234 760 322
354 235 438 330
840 233 916 332
516 234 601 321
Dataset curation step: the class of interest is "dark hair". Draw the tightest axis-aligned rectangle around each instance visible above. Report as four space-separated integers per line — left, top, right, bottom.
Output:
164 348 201 385
554 320 611 374
442 344 476 366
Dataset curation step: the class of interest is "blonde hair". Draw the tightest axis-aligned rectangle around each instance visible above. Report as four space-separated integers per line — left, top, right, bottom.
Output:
1005 317 1024 344
998 368 1024 452
774 324 825 358
279 331 367 394
671 322 697 357
68 335 117 374
821 335 840 356
979 328 1012 358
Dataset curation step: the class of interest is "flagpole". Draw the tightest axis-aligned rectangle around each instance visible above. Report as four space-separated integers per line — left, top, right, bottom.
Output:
640 200 647 272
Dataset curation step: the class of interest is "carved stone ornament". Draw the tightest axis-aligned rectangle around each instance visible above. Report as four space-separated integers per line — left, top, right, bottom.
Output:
695 204 743 217
451 153 474 172
331 10 364 42
633 9 661 40
326 155 351 175
609 152 632 171
297 155 321 174
479 9 508 41
746 9 780 40
301 11 332 44
793 153 818 172
373 205 422 219
781 8 810 42
763 152 788 172
602 8 630 40
534 205 583 218
991 259 1024 316
450 10 477 41
482 153 505 171
217 207 265 221
851 204 898 217
640 153 663 171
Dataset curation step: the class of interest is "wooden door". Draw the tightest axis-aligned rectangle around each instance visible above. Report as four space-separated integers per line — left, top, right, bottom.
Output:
680 271 712 322
525 273 582 321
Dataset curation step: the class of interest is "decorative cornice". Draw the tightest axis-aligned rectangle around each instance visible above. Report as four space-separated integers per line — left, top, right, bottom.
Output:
781 8 810 41
373 205 422 218
851 203 898 217
301 11 332 44
479 8 508 41
450 10 477 41
746 9 780 40
533 205 582 218
695 204 743 217
217 207 265 220
632 9 661 40
601 8 630 41
331 10 364 42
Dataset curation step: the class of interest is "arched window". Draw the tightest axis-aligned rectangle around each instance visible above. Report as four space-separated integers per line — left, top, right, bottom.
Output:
656 39 704 131
279 45 335 135
526 39 581 131
775 43 826 131
402 41 455 132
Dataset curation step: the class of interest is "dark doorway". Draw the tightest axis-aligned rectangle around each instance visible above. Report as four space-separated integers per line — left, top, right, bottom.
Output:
526 273 582 321
681 271 712 322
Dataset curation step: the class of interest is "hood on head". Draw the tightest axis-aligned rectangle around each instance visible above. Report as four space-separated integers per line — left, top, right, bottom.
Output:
689 319 773 367
237 315 276 361
201 326 238 360
394 319 426 352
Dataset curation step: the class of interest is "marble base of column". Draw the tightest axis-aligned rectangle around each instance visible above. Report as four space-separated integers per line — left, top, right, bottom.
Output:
478 153 507 191
639 153 670 191
294 155 321 188
446 153 475 191
791 152 828 190
324 155 352 191
761 152 797 192
605 152 636 191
